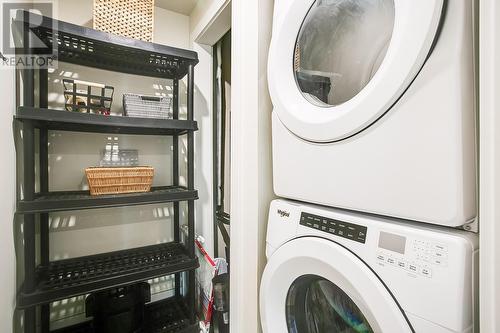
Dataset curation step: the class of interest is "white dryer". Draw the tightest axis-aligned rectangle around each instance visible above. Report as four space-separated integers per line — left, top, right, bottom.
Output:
260 199 478 333
269 0 477 227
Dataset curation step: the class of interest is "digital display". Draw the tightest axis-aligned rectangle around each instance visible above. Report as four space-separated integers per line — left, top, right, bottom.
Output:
378 232 406 254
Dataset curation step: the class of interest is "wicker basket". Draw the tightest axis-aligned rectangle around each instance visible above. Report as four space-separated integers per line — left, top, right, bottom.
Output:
93 0 154 42
85 166 154 196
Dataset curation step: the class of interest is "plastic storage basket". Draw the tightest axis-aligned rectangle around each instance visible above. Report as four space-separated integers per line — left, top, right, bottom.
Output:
123 94 173 119
99 149 139 167
85 166 154 196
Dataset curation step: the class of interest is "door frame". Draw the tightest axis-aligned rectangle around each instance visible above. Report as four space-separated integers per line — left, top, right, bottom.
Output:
191 0 275 332
479 0 500 331
231 0 275 333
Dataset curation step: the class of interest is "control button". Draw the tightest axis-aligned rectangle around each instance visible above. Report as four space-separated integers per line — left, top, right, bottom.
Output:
386 257 396 265
313 224 320 229
420 267 432 278
338 230 344 236
433 251 447 259
397 259 407 269
347 233 355 239
408 263 418 273
376 254 385 262
433 243 448 252
358 231 366 237
414 240 431 251
417 254 430 262
329 228 336 234
431 258 447 266
321 226 327 231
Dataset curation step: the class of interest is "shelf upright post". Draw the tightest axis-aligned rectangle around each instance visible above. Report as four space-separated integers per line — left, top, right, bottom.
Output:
187 64 196 321
172 78 181 298
39 68 50 333
212 50 219 259
21 11 37 333
187 66 195 257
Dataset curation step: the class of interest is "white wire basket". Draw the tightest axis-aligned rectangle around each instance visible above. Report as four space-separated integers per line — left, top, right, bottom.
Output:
123 93 173 119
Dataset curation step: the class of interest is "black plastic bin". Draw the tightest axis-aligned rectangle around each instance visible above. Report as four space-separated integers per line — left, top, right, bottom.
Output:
211 273 229 333
85 283 151 333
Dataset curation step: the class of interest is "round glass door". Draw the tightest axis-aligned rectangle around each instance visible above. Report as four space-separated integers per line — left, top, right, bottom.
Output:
294 0 395 107
286 275 373 333
260 237 414 333
269 0 444 141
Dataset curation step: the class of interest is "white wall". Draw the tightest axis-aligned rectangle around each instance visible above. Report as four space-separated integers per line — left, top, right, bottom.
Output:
189 41 215 256
155 6 190 48
188 0 234 260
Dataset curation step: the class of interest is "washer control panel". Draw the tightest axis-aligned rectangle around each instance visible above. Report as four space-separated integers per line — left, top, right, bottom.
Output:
411 239 448 268
376 232 449 279
300 212 367 244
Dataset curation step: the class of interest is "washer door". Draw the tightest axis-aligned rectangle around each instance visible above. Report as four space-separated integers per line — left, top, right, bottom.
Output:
260 237 413 333
268 0 444 142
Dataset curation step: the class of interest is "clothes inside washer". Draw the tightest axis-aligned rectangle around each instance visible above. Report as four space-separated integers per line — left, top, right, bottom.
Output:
286 275 373 333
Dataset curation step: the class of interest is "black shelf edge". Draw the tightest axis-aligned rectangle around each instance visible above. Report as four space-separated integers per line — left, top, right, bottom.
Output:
18 243 199 308
13 11 199 79
15 107 198 135
143 298 199 333
52 297 199 333
17 186 198 214
52 320 199 333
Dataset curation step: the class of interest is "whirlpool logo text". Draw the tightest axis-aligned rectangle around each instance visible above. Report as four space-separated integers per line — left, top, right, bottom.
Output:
277 209 290 218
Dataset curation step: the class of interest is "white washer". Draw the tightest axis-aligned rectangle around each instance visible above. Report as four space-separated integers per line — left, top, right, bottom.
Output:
269 0 477 227
260 199 478 333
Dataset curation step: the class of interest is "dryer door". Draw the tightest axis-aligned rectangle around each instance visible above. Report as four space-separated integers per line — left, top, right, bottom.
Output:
268 0 444 142
260 237 413 333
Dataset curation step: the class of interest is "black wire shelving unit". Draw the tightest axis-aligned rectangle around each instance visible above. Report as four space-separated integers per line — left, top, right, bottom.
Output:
14 11 199 333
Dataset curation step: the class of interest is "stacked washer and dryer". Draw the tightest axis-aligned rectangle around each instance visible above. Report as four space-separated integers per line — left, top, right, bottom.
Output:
260 0 479 332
